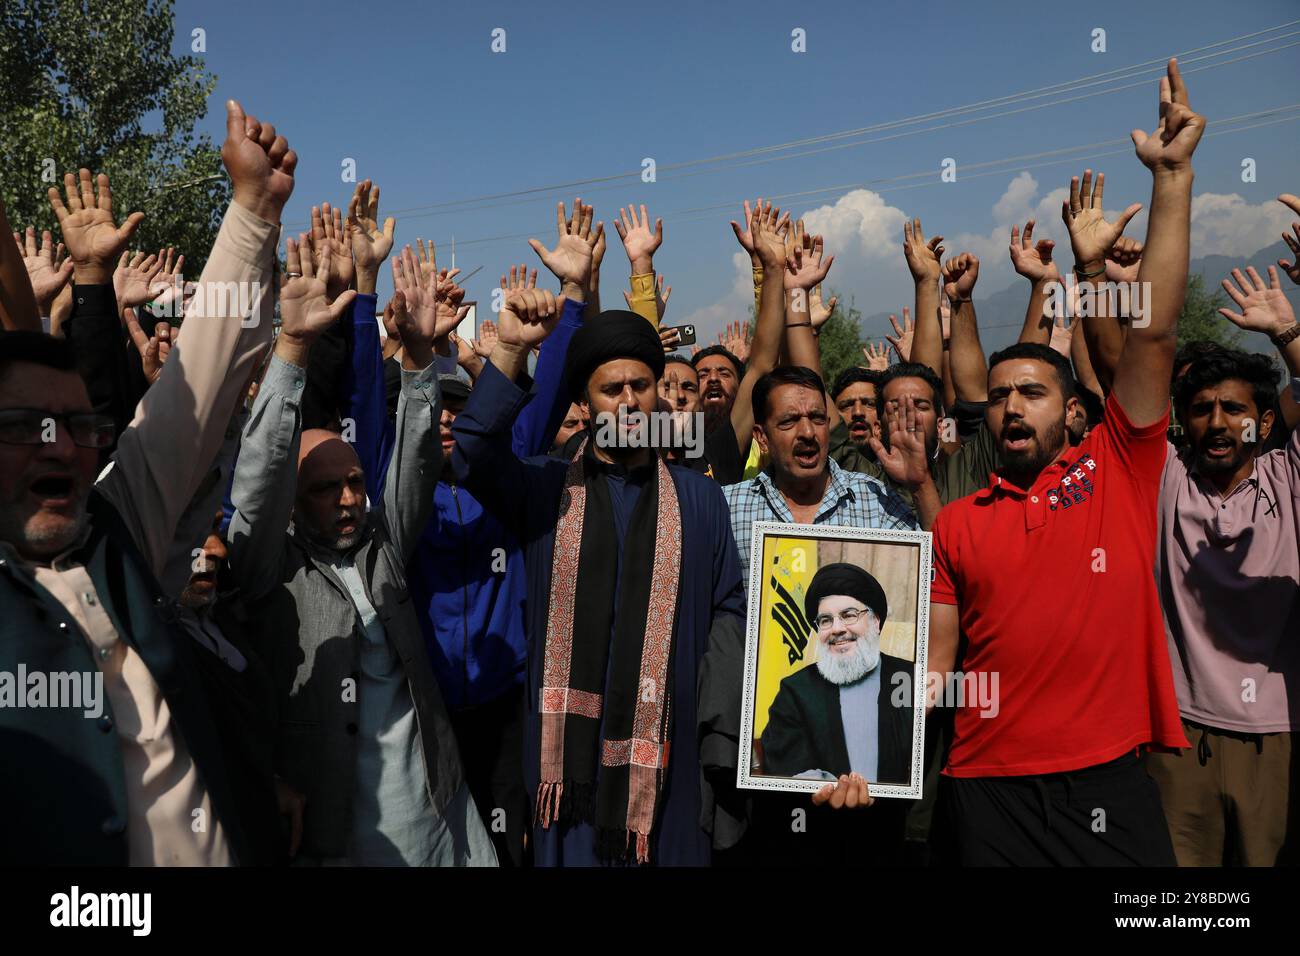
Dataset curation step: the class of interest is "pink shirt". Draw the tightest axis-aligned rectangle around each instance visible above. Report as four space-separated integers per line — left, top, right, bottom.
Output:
1157 380 1300 733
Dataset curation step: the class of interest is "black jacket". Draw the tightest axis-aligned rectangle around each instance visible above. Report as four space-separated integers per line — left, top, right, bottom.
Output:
760 653 914 785
0 493 254 865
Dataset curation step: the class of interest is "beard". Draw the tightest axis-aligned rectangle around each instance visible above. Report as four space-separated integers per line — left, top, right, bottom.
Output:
179 579 217 609
815 619 882 686
1 500 89 562
702 400 730 433
999 415 1067 486
1192 438 1248 476
298 507 367 552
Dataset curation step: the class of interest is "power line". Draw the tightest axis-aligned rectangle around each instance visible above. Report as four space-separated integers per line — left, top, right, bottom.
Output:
320 21 1299 227
389 105 1300 255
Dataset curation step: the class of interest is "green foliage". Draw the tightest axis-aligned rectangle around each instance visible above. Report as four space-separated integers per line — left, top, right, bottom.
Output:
816 290 865 387
0 0 228 273
1177 273 1243 350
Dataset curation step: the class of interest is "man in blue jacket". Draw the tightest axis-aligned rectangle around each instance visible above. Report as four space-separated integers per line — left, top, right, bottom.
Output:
341 206 595 866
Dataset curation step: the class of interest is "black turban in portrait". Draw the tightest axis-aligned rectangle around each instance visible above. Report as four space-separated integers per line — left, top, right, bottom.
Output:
804 562 888 627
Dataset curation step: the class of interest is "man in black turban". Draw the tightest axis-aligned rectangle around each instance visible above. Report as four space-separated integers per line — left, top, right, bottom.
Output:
760 562 915 786
448 245 747 866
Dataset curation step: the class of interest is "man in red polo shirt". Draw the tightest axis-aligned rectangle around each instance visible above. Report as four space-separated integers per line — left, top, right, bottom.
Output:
927 58 1199 865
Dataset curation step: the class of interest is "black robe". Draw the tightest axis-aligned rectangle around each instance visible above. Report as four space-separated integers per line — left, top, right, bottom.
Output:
760 653 914 785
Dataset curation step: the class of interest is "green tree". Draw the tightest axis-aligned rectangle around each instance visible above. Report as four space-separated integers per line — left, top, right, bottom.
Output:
1177 273 1242 350
0 0 228 274
816 290 865 387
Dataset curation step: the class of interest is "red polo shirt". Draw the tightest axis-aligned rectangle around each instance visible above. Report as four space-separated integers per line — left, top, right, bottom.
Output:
932 396 1188 777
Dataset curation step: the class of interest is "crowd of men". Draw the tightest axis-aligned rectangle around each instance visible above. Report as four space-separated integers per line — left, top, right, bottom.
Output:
1 59 1297 867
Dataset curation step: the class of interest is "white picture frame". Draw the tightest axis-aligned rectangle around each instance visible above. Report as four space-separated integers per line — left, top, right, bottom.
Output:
736 521 932 799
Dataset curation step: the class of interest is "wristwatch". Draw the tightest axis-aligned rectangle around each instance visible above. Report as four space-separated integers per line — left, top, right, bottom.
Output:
1272 323 1300 348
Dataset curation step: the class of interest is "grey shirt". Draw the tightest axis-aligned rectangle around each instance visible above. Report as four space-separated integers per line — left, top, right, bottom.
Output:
335 556 439 865
839 663 881 780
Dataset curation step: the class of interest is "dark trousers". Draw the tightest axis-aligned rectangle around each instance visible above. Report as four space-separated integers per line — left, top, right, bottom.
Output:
449 689 528 867
942 751 1177 866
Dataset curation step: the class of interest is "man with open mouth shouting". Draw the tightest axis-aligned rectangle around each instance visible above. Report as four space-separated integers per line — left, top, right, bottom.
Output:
927 60 1204 867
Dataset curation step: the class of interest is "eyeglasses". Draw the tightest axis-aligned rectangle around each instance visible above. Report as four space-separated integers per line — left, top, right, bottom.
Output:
0 409 116 449
814 606 871 632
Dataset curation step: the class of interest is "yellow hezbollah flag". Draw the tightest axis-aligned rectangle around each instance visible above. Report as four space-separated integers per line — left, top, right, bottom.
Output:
753 536 818 738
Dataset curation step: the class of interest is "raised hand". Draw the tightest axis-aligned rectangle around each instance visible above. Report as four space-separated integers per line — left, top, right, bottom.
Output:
416 238 438 280
1061 169 1142 270
113 250 172 310
729 198 766 265
862 341 890 371
942 252 980 301
1218 266 1297 338
392 245 462 345
867 393 929 490
590 220 607 289
1048 311 1075 357
222 100 296 223
449 330 476 367
1009 220 1058 283
473 318 499 359
13 227 73 312
720 319 751 362
435 267 470 334
47 170 144 284
785 233 834 291
613 203 663 274
496 287 564 353
529 199 597 299
1131 58 1205 173
381 296 401 341
123 312 173 384
347 179 395 294
279 235 356 343
886 308 914 363
1105 236 1143 284
809 284 838 330
903 217 944 284
1276 194 1300 285
749 200 791 272
659 326 682 352
149 246 187 316
310 202 355 299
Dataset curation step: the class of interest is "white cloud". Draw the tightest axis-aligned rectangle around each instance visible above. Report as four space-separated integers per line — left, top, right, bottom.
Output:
1190 193 1294 258
801 189 908 259
679 250 752 337
678 179 1292 342
992 171 1039 225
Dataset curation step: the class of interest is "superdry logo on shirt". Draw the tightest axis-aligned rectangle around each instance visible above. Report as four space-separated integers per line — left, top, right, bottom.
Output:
1045 454 1098 511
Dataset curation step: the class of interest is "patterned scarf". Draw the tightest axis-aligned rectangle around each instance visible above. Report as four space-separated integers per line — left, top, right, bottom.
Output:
536 439 682 863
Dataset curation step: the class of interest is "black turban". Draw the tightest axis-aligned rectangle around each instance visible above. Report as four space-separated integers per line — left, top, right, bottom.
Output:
563 310 666 399
804 562 888 627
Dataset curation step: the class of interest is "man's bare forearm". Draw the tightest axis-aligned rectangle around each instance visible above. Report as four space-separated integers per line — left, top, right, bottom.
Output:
947 300 987 402
1018 279 1054 346
911 280 943 378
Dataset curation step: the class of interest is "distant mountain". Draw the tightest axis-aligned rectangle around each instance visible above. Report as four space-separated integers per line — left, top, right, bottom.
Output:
858 240 1300 356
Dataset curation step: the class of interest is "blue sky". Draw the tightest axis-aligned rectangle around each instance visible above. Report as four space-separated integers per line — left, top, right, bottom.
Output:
175 0 1300 343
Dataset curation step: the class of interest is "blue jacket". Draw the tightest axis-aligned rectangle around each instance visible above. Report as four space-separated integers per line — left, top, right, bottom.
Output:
343 294 580 709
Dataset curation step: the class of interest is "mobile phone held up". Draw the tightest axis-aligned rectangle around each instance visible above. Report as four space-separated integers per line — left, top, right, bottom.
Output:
663 324 696 347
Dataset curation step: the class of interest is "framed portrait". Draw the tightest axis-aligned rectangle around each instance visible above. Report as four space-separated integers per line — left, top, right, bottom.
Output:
737 521 932 799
